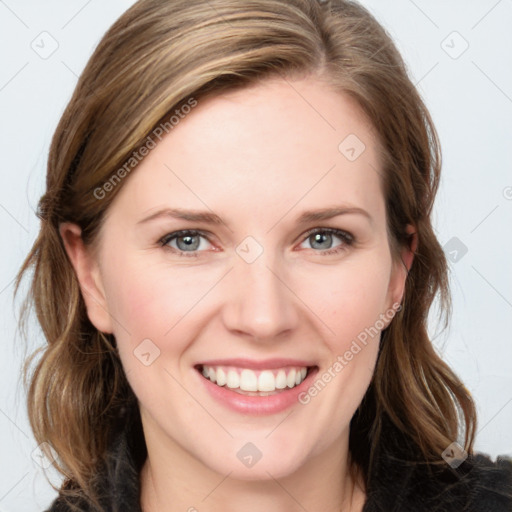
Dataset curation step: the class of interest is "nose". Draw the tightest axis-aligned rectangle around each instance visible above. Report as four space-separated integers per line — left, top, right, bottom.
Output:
221 249 299 342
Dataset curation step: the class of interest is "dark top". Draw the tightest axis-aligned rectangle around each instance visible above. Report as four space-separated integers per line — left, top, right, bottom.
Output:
46 406 512 512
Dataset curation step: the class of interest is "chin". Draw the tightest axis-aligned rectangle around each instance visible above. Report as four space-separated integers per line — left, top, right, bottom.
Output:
199 441 309 481
220 459 303 482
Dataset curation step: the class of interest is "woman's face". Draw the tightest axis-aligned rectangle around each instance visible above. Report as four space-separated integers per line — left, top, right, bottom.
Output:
65 76 409 481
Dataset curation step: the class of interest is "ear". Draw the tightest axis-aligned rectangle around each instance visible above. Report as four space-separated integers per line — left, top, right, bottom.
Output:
387 224 417 310
59 222 113 333
400 224 417 274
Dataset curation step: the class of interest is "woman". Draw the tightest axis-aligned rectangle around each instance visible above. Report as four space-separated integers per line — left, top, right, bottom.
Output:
16 0 512 510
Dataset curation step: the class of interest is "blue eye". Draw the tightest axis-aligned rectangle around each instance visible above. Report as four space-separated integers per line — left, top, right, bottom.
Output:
299 228 354 255
159 230 211 256
159 227 354 257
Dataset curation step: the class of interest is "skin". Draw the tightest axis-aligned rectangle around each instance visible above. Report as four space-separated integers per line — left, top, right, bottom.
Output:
61 76 415 512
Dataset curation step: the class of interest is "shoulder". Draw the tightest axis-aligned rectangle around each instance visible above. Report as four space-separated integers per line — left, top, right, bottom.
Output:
44 441 142 512
364 450 512 512
464 453 512 509
44 405 145 512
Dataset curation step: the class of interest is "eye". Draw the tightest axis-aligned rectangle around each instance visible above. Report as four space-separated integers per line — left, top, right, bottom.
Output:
159 230 213 256
158 227 354 258
298 228 354 255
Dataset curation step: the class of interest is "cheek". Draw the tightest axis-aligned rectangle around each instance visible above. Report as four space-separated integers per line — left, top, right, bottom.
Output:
100 256 202 405
303 251 393 347
101 254 226 369
295 256 392 441
103 255 200 336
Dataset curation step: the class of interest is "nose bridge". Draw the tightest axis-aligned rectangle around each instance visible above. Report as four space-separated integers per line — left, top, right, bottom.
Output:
222 241 297 339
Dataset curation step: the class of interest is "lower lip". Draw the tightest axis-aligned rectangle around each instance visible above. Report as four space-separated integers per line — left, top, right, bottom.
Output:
195 366 319 415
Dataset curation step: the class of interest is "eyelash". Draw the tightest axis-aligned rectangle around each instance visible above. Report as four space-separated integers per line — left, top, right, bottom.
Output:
158 228 354 258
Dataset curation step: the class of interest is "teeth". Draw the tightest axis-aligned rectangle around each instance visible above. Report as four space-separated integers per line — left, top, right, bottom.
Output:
258 370 275 392
226 370 239 389
240 369 258 391
216 367 227 386
286 369 296 388
200 365 309 392
275 369 287 389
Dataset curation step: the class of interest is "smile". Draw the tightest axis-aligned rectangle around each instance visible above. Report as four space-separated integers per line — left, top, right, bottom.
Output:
199 364 310 395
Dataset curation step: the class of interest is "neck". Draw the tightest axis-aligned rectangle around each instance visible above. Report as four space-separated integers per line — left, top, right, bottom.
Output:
139 424 366 512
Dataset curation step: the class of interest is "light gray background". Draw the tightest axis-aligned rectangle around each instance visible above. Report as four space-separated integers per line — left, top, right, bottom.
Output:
1 1 511 510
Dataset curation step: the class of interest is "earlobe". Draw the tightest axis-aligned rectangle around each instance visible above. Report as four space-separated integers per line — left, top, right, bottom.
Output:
59 222 113 334
388 224 417 312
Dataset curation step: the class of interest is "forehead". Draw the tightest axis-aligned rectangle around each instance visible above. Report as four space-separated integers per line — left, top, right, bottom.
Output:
107 77 385 225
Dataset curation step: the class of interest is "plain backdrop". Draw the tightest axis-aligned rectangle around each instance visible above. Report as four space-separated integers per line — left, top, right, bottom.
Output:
1 1 511 510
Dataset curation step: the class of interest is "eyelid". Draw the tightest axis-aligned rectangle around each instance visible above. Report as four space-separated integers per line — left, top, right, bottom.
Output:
159 229 216 252
300 226 353 243
158 227 355 256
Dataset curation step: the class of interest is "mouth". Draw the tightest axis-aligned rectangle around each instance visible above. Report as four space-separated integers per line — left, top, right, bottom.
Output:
194 363 318 397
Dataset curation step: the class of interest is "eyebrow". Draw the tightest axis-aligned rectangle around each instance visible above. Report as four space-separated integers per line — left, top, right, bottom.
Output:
137 206 372 227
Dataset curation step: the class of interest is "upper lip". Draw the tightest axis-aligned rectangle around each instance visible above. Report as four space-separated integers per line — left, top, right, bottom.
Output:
195 358 317 370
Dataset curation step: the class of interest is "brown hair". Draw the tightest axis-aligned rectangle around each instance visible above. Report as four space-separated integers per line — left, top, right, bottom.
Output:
16 0 476 505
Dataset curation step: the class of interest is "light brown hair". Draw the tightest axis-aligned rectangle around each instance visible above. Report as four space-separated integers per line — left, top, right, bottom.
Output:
16 0 476 505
